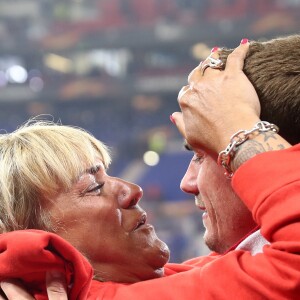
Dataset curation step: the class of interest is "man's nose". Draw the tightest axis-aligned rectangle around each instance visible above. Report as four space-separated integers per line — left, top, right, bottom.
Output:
180 164 199 195
117 179 143 209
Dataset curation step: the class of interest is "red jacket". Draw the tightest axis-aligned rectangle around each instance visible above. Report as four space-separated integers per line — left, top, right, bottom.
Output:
1 145 300 299
0 230 93 299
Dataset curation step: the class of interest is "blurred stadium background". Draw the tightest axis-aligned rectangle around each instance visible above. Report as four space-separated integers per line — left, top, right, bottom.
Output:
0 0 299 262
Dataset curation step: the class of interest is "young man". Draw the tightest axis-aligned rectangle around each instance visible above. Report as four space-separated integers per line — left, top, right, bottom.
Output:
174 35 300 256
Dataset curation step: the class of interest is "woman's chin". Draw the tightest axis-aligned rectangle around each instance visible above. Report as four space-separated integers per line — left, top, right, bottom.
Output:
152 240 170 270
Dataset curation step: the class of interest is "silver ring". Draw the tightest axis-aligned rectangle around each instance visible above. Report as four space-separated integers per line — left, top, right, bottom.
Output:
201 56 224 75
208 56 224 69
201 63 210 75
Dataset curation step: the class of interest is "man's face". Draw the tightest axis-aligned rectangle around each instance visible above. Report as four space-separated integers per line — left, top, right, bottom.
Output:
44 160 170 283
180 150 256 253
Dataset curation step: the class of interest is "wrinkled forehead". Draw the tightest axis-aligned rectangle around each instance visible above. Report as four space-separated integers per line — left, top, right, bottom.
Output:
74 149 108 174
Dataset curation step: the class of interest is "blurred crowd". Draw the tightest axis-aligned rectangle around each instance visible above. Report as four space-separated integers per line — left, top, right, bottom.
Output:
0 0 299 262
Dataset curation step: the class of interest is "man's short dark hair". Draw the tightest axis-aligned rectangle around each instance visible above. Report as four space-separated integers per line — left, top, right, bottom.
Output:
220 35 300 145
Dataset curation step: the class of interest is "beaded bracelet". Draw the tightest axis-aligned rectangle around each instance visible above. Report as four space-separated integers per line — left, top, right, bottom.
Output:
217 121 279 178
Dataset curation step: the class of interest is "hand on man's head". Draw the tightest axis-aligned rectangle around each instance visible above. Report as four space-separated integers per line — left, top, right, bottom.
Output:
172 40 261 155
0 271 68 300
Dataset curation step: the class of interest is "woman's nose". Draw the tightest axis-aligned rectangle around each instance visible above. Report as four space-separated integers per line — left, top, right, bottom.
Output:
117 179 143 209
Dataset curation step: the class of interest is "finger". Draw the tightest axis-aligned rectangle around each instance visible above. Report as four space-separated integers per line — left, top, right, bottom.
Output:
0 280 34 300
171 112 187 139
225 39 250 73
46 270 68 300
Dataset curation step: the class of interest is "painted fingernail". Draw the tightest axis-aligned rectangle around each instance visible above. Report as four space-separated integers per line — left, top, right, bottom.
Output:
211 47 219 53
170 115 176 125
240 38 249 45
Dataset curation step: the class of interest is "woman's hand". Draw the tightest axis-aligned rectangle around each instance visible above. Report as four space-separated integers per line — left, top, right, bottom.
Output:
172 40 260 154
0 271 68 300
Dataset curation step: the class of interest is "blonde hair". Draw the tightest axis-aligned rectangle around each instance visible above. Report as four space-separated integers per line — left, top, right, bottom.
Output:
0 119 111 232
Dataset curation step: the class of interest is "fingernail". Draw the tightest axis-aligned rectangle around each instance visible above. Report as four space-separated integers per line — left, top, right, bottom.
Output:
211 47 219 53
170 115 176 125
240 38 249 45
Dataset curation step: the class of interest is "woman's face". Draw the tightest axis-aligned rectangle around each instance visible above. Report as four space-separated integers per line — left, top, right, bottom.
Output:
45 160 170 283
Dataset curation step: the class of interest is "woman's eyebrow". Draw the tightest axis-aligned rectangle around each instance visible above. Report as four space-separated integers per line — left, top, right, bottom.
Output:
86 164 101 174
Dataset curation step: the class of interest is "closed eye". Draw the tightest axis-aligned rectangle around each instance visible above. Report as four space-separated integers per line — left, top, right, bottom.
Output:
87 182 105 194
193 154 204 164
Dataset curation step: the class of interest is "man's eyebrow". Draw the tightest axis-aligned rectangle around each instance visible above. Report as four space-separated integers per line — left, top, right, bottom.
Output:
184 140 193 151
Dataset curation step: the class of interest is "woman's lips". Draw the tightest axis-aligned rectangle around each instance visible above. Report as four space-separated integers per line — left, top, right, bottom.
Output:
133 213 147 231
197 205 206 211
